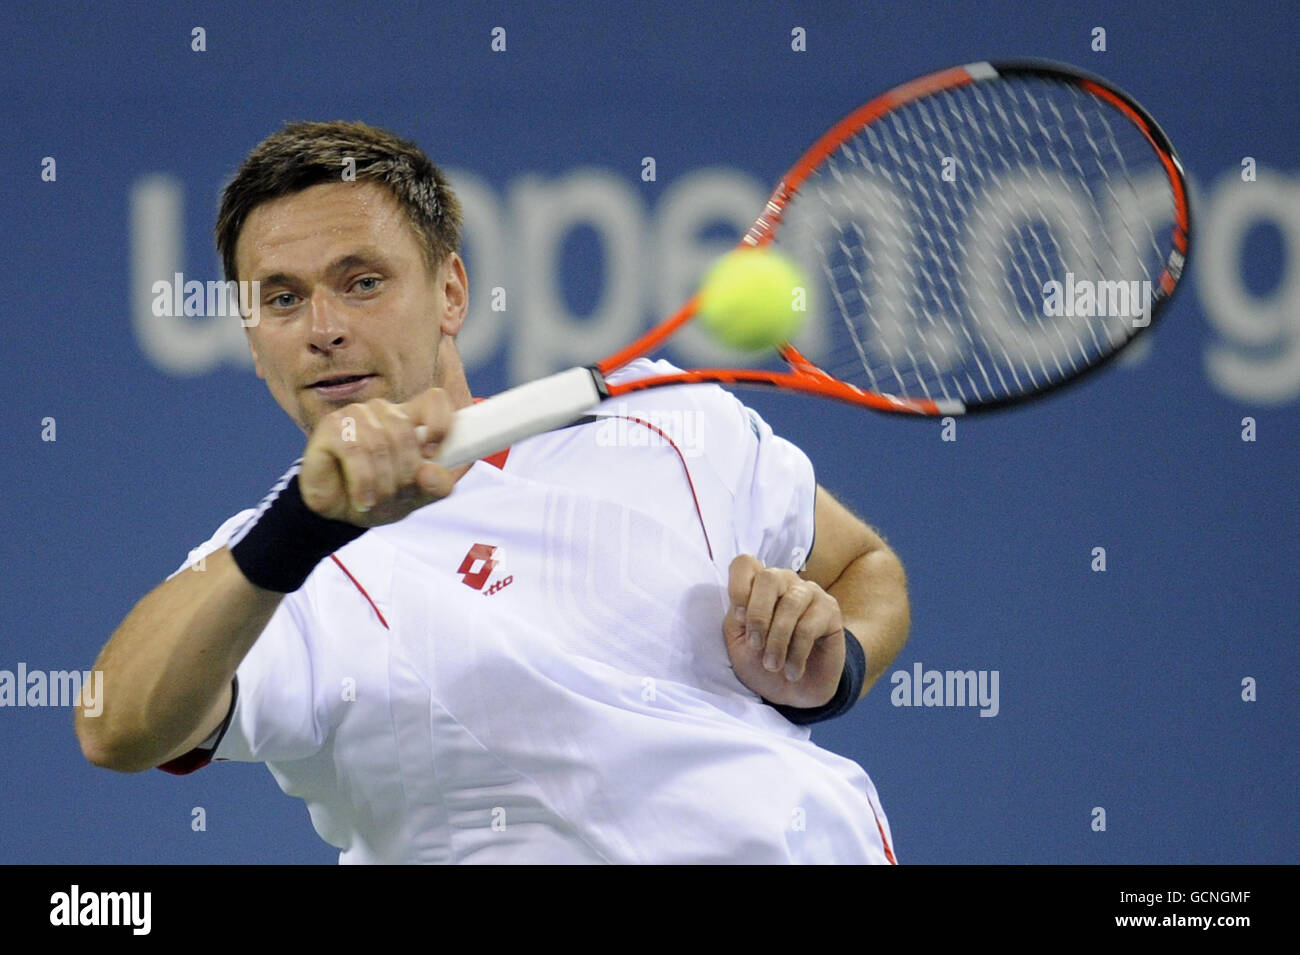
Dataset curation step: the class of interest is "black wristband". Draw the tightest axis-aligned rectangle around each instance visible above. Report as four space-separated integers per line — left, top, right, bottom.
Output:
768 628 867 725
228 461 366 593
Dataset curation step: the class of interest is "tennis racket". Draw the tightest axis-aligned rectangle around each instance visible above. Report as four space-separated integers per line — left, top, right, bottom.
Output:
432 58 1191 468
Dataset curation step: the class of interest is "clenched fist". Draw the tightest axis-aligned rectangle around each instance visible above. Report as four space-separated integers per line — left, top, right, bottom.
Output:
723 554 847 708
299 387 463 527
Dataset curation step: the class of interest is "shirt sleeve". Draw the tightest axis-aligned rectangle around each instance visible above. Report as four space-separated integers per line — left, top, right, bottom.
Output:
165 508 258 580
209 595 324 764
156 511 326 773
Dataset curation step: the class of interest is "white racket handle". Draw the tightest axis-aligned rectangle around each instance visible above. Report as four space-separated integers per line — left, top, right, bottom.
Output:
417 367 605 469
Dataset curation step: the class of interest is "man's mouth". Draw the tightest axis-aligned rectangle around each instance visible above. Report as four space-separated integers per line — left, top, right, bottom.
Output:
309 374 376 397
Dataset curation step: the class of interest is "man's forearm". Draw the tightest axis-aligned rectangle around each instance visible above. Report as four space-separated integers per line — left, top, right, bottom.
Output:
825 547 910 697
76 547 281 772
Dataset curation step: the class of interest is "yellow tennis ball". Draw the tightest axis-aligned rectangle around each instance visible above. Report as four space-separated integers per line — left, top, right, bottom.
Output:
696 247 811 350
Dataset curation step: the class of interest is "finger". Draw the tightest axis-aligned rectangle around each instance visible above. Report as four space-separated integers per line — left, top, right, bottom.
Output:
299 440 347 518
380 404 423 492
415 459 457 499
744 569 789 659
329 404 390 513
401 388 455 459
354 404 398 507
726 555 762 640
334 437 375 513
762 579 816 673
782 599 838 682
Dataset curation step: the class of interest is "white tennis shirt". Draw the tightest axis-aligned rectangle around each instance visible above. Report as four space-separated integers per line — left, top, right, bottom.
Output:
170 359 896 864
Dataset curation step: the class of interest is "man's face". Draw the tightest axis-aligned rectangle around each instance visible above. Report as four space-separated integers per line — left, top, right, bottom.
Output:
236 180 467 434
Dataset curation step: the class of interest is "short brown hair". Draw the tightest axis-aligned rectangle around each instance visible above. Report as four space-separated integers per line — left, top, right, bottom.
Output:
215 120 462 284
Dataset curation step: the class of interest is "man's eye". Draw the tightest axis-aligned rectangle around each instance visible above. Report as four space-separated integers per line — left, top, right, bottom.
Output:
270 293 298 308
354 277 381 293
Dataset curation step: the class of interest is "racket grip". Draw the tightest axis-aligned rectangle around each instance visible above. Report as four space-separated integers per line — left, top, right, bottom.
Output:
426 367 605 469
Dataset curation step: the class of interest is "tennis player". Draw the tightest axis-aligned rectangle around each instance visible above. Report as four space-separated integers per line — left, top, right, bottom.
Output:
77 121 910 863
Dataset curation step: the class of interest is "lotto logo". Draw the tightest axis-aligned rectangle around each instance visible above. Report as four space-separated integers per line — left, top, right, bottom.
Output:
484 576 514 596
457 543 498 590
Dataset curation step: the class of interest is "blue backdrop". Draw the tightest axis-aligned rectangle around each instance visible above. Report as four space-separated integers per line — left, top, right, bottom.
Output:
2 0 1296 864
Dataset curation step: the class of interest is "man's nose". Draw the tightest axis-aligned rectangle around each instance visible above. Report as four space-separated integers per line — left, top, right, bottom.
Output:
307 293 347 351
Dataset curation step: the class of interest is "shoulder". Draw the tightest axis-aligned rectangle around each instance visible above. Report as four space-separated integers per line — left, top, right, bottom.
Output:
603 359 753 456
602 356 801 468
600 358 817 573
600 358 761 442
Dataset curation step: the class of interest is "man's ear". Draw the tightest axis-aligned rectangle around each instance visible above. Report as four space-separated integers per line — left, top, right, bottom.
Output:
439 252 469 337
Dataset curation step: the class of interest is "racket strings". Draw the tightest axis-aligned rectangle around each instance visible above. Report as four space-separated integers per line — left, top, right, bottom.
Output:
994 85 1088 385
1081 95 1169 289
781 74 1176 405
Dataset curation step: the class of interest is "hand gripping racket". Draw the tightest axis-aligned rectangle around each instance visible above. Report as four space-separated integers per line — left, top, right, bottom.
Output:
433 59 1191 468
